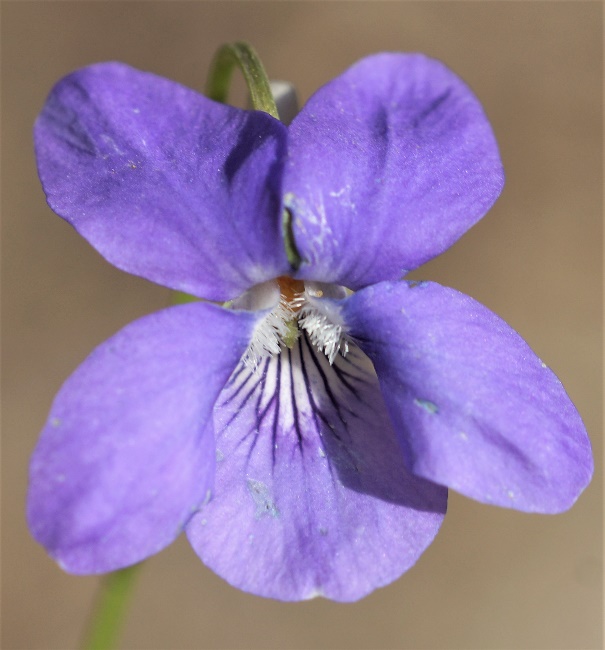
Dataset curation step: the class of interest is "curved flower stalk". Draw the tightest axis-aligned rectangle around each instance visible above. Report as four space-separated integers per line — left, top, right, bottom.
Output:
29 53 593 602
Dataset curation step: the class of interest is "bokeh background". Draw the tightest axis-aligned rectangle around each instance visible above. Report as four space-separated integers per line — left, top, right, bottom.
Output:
2 2 602 649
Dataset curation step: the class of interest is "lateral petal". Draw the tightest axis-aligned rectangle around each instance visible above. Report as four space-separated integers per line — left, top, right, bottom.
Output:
285 53 504 288
34 62 289 301
344 281 593 512
27 302 260 572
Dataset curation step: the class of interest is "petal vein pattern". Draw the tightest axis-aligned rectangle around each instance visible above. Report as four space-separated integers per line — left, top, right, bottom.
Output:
187 334 447 602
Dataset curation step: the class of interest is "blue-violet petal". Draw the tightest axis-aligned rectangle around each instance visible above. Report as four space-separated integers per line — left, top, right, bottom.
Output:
34 62 290 301
285 53 504 288
344 281 593 513
27 302 261 572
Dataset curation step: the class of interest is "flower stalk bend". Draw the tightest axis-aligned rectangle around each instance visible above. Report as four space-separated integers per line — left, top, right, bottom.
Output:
205 41 279 119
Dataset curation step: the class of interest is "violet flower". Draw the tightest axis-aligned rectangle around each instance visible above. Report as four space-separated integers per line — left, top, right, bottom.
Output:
29 53 593 602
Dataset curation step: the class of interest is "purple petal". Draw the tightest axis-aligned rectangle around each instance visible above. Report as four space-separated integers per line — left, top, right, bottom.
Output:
186 335 447 602
27 302 260 573
285 53 504 288
344 281 593 513
34 63 290 301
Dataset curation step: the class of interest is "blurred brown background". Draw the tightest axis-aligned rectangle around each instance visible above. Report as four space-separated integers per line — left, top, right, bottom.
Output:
2 2 602 649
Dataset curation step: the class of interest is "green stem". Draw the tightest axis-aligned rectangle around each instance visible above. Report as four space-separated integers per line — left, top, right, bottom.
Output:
205 42 279 118
81 564 141 650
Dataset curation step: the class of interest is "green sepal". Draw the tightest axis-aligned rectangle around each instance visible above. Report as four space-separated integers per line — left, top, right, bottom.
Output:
172 291 199 305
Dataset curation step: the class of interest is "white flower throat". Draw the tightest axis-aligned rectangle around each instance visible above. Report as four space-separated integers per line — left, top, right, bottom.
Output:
232 277 350 368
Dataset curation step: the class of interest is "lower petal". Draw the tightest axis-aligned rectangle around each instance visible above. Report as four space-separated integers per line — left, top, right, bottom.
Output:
344 281 593 513
27 302 260 573
186 335 447 602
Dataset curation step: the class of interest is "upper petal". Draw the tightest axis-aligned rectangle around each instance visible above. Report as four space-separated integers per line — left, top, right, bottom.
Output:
284 53 504 288
343 281 593 513
27 302 261 573
34 62 290 301
186 334 446 601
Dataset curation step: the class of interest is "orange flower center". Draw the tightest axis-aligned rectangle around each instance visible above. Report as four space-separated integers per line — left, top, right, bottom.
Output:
277 276 305 311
